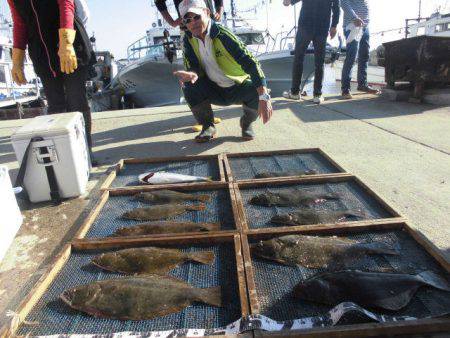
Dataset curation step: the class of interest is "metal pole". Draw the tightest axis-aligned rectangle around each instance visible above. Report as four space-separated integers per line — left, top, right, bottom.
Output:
418 0 422 19
294 4 297 35
405 19 408 38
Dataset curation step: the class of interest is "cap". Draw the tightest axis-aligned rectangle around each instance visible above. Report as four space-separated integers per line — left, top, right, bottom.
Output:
179 0 207 18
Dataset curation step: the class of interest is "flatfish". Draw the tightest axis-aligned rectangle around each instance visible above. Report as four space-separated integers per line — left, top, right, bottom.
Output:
250 190 339 207
91 247 215 275
255 170 317 178
293 270 450 310
271 210 365 226
61 275 222 320
250 235 398 269
111 221 220 237
122 203 205 221
135 190 211 204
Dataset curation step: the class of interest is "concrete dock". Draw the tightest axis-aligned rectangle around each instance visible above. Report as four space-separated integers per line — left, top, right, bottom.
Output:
0 92 449 330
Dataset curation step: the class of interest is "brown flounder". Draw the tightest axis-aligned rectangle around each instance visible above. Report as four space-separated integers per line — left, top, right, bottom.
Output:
111 221 220 237
293 270 450 310
122 203 205 221
255 170 317 178
91 247 214 275
60 275 222 320
250 190 339 207
250 235 398 269
135 190 211 204
271 210 365 226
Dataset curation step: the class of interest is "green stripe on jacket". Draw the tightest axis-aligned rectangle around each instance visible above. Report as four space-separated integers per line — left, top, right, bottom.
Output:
182 22 267 88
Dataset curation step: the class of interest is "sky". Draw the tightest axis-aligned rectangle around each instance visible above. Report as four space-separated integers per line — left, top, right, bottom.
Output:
1 0 450 59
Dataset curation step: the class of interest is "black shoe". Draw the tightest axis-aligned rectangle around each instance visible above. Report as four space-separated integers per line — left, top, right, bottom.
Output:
357 85 379 94
240 117 255 140
195 125 217 143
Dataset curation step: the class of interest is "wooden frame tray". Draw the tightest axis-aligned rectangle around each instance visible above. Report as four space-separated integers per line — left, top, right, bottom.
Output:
1 234 249 337
222 149 347 182
101 154 226 190
233 175 404 233
241 221 450 337
74 182 241 241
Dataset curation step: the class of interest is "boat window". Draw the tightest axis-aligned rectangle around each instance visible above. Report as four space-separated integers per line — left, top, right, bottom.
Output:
0 65 5 83
153 35 181 46
146 44 165 58
236 33 265 46
417 27 425 36
435 23 450 32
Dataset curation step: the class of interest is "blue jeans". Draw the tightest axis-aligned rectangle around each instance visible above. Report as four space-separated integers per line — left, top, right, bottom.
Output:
341 27 370 93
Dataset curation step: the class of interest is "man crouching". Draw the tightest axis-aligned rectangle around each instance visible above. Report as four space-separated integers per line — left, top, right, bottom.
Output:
174 0 272 142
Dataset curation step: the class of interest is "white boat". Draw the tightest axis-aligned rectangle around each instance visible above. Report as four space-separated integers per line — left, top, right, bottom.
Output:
408 11 450 37
0 14 41 109
112 1 340 107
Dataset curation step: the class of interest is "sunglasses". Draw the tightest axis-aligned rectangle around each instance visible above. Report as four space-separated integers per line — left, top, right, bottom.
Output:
182 14 201 25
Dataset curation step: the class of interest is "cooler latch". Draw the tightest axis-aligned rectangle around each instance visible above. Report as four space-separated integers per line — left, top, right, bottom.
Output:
32 140 58 165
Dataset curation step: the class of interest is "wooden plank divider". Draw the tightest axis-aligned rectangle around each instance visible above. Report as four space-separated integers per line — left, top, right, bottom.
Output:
234 235 250 317
108 181 228 195
100 160 123 191
317 148 347 173
218 153 226 182
245 218 406 237
74 190 110 239
240 234 260 314
0 245 72 337
404 224 450 273
233 182 250 233
72 231 239 251
351 176 403 218
236 174 354 188
222 153 234 182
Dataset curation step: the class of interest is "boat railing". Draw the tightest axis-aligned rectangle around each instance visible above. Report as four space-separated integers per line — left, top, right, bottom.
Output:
261 27 296 54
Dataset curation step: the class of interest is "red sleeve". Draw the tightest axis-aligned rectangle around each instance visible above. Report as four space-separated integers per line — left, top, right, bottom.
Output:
58 0 75 29
7 0 28 49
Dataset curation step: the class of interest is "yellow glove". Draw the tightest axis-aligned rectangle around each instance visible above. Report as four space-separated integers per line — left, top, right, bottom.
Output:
58 28 78 74
12 48 27 85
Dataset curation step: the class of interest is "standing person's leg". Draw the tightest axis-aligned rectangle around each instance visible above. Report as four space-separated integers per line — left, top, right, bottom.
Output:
312 34 328 102
63 66 93 150
341 30 359 97
39 75 66 114
284 29 312 99
183 77 222 142
357 27 378 93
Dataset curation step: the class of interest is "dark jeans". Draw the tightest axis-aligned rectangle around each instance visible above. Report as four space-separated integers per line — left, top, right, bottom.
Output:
341 27 370 93
291 28 327 96
40 66 92 149
183 77 259 110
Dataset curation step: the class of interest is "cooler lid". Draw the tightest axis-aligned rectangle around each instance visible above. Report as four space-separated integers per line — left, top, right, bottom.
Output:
11 112 83 141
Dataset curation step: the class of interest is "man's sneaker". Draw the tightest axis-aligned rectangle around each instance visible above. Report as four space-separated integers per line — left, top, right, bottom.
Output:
341 91 353 100
240 117 255 141
357 85 380 94
313 95 324 104
195 125 217 143
282 90 301 100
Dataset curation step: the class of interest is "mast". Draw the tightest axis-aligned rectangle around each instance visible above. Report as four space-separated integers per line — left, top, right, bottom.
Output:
418 0 422 19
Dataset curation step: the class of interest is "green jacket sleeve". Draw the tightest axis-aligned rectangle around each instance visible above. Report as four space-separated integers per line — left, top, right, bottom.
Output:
217 28 267 88
183 36 202 74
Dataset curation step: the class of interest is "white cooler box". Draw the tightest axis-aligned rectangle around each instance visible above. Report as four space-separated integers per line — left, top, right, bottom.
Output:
11 112 91 203
0 166 23 262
